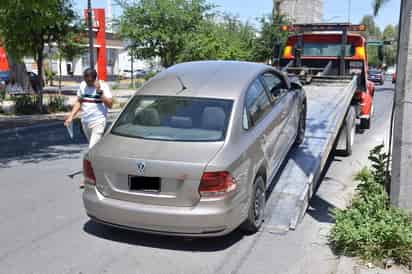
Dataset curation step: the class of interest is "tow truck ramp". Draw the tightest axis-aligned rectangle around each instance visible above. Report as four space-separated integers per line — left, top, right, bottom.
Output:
265 77 357 233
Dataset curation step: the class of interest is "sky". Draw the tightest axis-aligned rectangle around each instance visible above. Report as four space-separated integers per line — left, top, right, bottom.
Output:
74 0 401 29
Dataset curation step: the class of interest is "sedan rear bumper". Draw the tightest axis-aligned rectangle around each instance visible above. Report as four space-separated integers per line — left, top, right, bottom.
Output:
83 186 245 237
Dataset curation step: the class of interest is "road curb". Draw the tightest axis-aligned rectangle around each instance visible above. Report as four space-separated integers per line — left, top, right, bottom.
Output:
0 111 121 136
0 121 64 136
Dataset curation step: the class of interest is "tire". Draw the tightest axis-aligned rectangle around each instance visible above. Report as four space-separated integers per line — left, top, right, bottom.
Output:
294 103 306 146
240 176 266 234
342 107 356 156
360 105 373 130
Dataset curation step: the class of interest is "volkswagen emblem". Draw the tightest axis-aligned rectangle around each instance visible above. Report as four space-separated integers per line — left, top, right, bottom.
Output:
136 160 146 176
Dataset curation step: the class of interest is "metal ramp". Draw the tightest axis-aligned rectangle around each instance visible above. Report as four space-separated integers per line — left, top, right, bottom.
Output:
264 77 357 233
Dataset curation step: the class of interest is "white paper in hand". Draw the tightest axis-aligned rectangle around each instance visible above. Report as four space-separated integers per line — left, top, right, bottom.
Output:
66 122 74 139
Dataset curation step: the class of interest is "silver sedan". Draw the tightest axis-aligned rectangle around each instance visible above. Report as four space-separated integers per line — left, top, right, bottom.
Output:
83 61 306 237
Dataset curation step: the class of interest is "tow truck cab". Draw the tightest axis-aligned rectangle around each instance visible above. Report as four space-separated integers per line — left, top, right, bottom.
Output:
278 24 375 130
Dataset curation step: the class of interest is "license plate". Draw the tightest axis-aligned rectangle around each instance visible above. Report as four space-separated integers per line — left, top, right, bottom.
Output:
128 176 161 193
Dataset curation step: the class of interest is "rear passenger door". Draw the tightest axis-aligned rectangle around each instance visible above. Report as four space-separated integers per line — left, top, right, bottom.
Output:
260 71 295 170
244 78 277 177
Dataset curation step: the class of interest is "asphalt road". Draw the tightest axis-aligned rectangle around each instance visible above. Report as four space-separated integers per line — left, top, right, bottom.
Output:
0 82 394 274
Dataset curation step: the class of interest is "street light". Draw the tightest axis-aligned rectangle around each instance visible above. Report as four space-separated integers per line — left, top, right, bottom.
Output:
348 0 351 23
87 0 94 68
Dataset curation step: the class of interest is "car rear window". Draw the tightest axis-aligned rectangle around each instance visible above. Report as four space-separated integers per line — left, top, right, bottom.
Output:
111 96 233 142
300 43 354 57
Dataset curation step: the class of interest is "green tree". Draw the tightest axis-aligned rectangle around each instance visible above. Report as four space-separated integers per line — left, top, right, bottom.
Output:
382 24 398 66
0 0 78 110
57 28 87 89
177 14 256 62
253 13 290 63
118 0 213 68
360 15 382 40
372 0 390 16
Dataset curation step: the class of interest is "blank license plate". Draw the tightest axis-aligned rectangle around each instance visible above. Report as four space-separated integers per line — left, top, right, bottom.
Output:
128 176 161 193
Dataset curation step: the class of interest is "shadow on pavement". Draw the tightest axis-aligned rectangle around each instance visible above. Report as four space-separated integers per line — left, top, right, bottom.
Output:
306 151 339 224
0 121 87 168
83 220 245 252
307 195 336 224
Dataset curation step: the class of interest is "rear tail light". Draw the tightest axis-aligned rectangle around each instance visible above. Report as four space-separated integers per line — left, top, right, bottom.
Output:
83 159 96 185
283 45 294 59
199 171 236 197
354 46 366 59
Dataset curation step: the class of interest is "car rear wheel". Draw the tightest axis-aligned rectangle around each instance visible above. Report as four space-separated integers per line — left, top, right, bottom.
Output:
342 106 356 156
240 176 266 234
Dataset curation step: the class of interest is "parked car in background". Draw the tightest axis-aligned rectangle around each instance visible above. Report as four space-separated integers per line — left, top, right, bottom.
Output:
122 69 147 78
82 61 307 237
368 69 385 85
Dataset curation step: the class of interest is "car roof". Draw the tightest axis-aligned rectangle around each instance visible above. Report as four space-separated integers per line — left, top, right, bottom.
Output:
136 61 273 100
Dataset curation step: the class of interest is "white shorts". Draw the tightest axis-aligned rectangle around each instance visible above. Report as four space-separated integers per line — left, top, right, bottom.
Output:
82 120 106 149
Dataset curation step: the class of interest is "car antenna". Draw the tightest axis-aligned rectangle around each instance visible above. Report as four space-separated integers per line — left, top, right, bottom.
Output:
176 75 187 94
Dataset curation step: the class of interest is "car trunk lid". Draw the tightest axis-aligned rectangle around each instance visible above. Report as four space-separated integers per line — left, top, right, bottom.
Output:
89 134 224 207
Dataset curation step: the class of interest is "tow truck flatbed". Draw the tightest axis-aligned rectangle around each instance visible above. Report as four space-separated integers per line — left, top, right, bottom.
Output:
264 77 357 232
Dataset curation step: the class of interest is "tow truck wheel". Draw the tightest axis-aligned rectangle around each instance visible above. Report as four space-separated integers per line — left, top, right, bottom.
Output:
240 176 265 234
360 105 373 130
342 106 356 156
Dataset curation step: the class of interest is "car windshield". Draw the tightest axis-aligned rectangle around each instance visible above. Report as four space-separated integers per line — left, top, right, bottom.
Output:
111 96 233 142
369 70 381 74
300 43 354 57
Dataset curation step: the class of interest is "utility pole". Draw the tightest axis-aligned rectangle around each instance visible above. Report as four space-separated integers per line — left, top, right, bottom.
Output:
391 0 412 211
348 0 351 23
87 0 94 68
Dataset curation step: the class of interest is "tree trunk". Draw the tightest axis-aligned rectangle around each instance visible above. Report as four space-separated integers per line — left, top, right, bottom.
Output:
36 46 44 112
6 55 31 92
59 54 62 94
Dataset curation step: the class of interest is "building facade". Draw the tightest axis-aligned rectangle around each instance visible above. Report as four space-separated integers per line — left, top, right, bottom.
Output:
279 0 323 24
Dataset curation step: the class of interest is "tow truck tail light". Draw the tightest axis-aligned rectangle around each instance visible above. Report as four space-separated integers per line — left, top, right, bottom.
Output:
83 159 96 185
199 171 236 197
354 46 366 59
283 45 294 59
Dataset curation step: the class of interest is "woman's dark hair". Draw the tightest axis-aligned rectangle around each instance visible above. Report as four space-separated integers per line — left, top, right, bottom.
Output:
83 68 97 80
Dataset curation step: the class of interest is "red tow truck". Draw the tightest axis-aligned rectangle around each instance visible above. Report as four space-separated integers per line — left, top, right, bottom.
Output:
277 23 375 130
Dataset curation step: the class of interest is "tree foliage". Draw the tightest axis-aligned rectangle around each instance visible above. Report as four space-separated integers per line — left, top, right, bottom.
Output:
118 0 214 68
253 14 290 63
372 0 390 16
361 15 382 40
382 24 398 67
0 0 78 87
178 14 256 63
0 0 79 110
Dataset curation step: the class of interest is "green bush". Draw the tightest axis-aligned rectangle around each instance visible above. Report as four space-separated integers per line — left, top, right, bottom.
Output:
47 95 67 113
14 95 39 115
0 88 5 102
330 145 412 267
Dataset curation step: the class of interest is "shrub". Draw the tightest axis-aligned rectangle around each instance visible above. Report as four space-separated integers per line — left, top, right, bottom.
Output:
14 95 39 115
330 145 412 268
0 88 5 102
47 95 67 113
